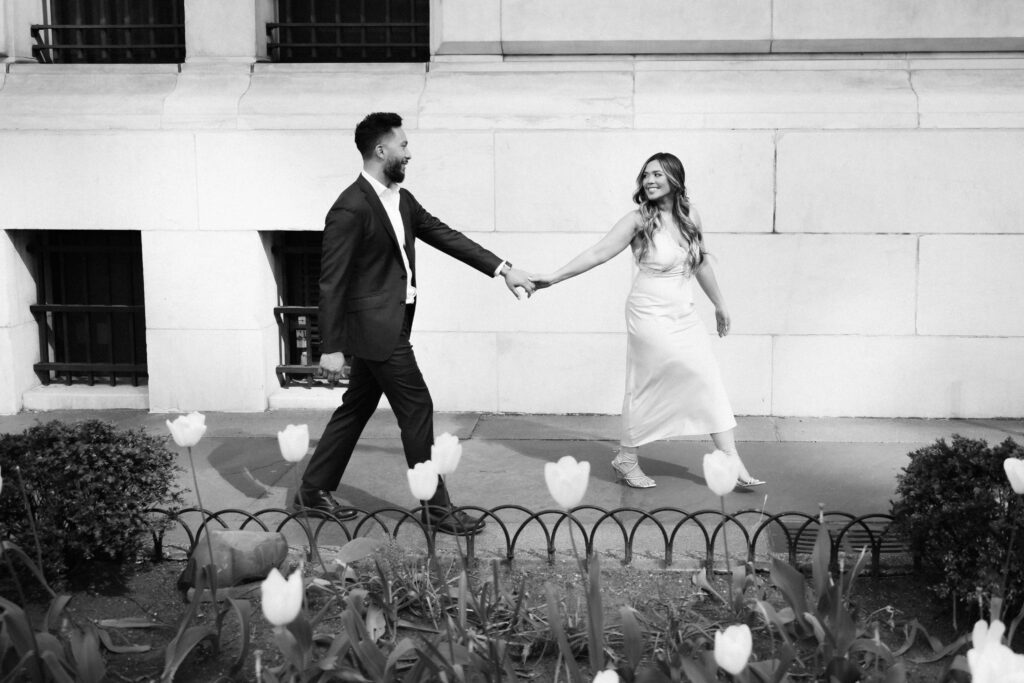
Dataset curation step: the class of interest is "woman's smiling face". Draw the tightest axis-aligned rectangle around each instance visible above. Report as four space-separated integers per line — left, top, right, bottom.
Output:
642 160 671 203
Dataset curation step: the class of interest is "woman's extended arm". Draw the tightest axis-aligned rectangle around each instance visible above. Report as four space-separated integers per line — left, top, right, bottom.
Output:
691 208 732 337
532 212 638 288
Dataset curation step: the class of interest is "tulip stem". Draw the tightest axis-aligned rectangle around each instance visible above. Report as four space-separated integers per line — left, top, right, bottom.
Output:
422 506 457 666
998 496 1018 620
291 470 331 580
720 496 734 607
187 445 219 594
14 466 47 576
9 467 51 683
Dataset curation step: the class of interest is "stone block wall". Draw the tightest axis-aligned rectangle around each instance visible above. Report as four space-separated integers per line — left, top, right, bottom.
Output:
1 0 1022 417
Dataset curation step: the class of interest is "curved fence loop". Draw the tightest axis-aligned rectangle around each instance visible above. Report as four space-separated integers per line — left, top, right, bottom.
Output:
142 506 904 578
548 509 597 561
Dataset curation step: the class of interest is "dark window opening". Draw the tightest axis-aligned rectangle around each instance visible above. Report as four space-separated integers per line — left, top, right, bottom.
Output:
267 0 429 63
273 231 338 388
32 0 185 64
29 230 147 387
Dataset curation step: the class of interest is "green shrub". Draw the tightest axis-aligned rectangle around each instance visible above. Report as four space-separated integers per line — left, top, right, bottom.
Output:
891 434 1024 606
0 419 184 586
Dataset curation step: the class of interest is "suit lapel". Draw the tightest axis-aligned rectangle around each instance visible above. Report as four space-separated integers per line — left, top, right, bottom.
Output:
356 175 403 258
398 191 415 277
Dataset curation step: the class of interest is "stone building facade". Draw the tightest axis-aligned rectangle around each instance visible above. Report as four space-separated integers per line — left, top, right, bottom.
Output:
2 0 1023 417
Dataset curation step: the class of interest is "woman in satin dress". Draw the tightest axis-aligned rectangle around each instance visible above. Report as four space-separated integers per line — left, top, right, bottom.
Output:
530 152 764 489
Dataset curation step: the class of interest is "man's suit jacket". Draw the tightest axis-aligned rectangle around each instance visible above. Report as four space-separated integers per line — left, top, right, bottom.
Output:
318 175 502 361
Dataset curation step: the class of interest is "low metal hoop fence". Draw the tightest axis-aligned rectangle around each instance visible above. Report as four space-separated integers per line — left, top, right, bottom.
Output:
145 506 910 578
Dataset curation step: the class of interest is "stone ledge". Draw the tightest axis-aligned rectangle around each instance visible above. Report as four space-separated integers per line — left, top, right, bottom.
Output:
22 384 149 411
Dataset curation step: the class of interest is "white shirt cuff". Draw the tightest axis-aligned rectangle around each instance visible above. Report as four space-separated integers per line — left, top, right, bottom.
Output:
493 260 509 278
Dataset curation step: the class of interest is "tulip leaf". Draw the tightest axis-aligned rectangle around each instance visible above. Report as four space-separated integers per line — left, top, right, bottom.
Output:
42 595 72 633
848 638 895 663
96 617 160 629
458 572 469 632
2 609 36 657
336 537 384 566
586 554 604 675
395 619 438 633
68 625 106 683
40 650 75 683
385 637 417 675
0 652 36 683
160 625 217 683
0 541 56 597
754 600 796 647
544 582 584 683
811 523 832 600
95 627 152 654
679 656 716 683
769 557 808 629
35 632 66 660
227 598 253 675
619 606 644 671
803 612 826 646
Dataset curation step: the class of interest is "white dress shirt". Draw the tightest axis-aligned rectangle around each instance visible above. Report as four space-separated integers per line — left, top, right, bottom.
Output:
362 171 417 303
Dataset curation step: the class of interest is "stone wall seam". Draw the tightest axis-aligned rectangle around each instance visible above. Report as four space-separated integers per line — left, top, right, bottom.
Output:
192 133 202 229
771 129 780 234
235 71 255 126
913 235 921 335
906 68 921 129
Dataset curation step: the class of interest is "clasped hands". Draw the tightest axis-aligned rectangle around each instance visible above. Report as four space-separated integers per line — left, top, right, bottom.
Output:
503 268 559 299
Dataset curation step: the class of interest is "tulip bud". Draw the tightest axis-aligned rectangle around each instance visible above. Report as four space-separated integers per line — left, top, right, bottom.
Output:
967 618 1024 682
277 424 310 463
166 412 207 448
431 432 462 475
592 670 620 683
703 450 739 497
407 461 440 501
1004 458 1024 495
714 624 752 675
544 455 590 510
260 567 304 627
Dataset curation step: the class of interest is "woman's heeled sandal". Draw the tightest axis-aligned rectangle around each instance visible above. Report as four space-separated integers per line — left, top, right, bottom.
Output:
736 477 766 489
610 456 656 488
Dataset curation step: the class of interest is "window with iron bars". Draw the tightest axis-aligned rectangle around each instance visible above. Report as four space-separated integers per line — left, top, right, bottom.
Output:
28 230 147 387
273 231 342 389
267 0 429 63
32 0 185 64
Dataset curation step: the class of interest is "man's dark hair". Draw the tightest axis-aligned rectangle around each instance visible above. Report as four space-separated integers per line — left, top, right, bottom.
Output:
355 112 403 159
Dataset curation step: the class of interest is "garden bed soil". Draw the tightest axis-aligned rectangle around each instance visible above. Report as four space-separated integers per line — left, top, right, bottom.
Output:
18 557 977 682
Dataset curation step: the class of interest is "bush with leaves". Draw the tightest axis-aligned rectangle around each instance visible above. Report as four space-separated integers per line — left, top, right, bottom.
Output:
891 434 1024 606
0 419 185 586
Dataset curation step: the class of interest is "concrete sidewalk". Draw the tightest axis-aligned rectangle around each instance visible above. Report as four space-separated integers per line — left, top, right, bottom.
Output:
3 410 1023 567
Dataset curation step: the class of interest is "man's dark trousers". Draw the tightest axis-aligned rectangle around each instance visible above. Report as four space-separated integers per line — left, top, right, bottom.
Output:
301 305 446 503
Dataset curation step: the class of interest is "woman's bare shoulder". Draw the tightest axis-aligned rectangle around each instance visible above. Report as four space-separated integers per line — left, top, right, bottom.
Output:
688 204 703 228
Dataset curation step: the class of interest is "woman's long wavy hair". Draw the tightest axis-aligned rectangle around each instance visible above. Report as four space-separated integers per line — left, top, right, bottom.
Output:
631 152 705 270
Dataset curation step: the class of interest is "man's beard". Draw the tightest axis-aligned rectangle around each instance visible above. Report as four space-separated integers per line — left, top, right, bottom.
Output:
384 156 406 183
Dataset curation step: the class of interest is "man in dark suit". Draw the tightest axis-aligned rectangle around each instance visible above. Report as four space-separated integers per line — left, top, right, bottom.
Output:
294 112 535 535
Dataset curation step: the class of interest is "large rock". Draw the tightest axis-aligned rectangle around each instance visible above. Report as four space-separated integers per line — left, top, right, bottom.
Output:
178 529 288 590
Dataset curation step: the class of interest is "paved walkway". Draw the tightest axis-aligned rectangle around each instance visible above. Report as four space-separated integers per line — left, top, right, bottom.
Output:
3 410 1022 568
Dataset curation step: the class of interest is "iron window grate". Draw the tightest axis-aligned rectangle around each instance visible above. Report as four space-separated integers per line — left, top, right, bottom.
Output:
32 0 185 64
273 231 341 389
267 0 429 63
28 230 148 387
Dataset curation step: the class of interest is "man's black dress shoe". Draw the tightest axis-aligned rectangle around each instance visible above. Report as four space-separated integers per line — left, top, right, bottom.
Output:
293 489 358 521
421 507 486 536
